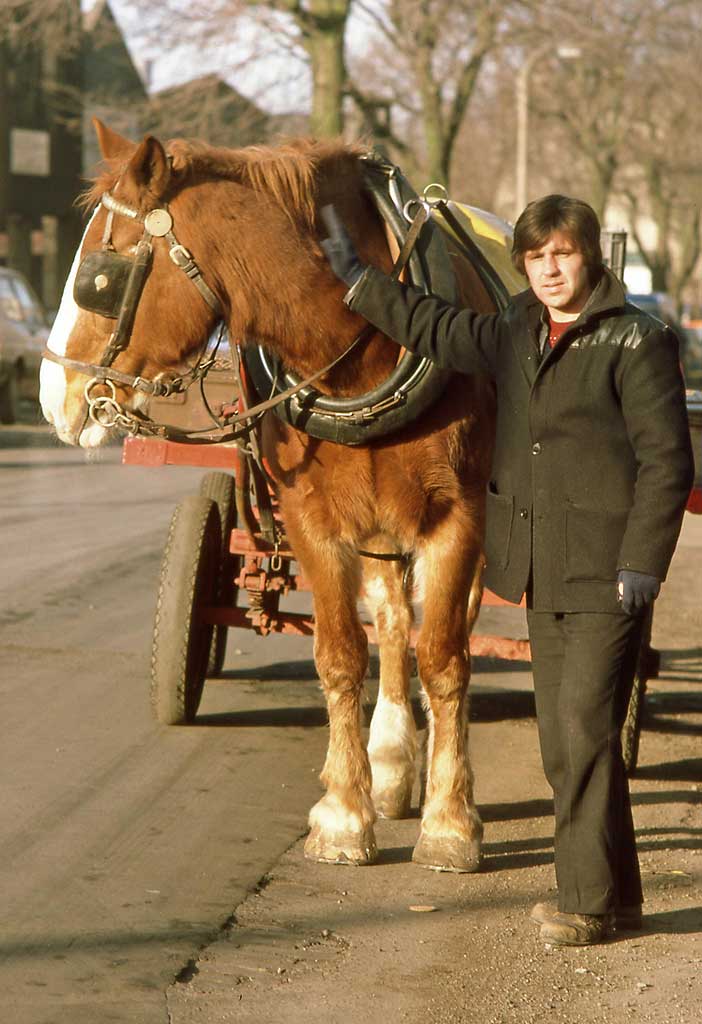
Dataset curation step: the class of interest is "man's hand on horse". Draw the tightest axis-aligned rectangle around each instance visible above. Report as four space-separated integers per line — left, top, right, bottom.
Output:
320 205 366 288
617 570 660 614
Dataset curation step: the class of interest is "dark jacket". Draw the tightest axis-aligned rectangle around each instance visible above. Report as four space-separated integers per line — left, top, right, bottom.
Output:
346 266 694 611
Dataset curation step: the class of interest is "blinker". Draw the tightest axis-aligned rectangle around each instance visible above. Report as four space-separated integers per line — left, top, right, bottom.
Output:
73 250 143 319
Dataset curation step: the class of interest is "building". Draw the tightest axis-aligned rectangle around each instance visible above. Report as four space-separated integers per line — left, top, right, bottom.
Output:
1 2 300 313
146 73 271 148
82 0 147 177
0 1 146 312
0 0 84 311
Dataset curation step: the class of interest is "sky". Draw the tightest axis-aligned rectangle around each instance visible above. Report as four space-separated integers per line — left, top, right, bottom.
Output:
90 0 370 116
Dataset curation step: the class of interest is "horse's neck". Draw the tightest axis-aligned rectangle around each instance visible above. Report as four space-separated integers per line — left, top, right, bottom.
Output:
236 251 397 395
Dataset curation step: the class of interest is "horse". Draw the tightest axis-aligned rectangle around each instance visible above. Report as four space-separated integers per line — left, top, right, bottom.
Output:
40 120 500 873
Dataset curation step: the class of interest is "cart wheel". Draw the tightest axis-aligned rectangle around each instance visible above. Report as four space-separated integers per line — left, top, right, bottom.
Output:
151 495 221 725
621 606 654 776
199 472 238 677
622 670 646 776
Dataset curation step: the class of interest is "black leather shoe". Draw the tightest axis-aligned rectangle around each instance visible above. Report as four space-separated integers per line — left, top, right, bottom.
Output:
531 901 642 932
537 909 611 946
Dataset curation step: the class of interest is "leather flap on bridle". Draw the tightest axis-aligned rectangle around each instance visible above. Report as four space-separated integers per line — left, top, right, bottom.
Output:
73 250 137 319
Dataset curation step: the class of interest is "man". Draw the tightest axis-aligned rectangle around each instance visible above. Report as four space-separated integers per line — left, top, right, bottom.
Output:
320 194 694 946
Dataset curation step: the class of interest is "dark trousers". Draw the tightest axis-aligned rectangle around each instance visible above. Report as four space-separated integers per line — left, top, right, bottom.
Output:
526 608 645 915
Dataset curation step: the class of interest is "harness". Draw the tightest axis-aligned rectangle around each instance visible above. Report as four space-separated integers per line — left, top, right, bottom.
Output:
242 159 459 445
42 156 505 446
42 157 509 563
41 190 232 438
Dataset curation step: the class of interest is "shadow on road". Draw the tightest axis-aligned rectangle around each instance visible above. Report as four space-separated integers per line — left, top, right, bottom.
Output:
0 921 224 962
196 705 329 728
643 906 702 935
481 842 554 872
196 688 536 729
480 798 554 823
635 823 702 853
633 757 702 782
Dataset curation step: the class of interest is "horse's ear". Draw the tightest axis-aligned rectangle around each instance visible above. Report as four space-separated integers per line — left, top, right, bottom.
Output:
124 135 171 199
93 118 135 160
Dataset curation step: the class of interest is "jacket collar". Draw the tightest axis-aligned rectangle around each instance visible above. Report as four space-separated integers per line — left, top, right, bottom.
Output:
509 267 626 384
512 266 627 326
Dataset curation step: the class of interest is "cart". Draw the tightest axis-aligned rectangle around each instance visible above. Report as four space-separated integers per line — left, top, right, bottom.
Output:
122 388 702 772
620 389 701 769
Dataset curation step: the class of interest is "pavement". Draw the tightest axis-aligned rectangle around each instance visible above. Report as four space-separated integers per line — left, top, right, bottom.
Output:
165 516 702 1024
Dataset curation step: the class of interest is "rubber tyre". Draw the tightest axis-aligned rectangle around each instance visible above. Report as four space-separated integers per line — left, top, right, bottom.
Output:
151 495 221 724
621 606 654 776
199 472 237 677
0 366 19 425
622 669 645 776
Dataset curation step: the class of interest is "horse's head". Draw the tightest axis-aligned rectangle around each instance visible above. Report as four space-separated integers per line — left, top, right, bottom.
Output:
41 121 392 447
40 120 224 447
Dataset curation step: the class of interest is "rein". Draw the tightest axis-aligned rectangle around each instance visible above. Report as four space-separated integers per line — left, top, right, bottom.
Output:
43 178 433 445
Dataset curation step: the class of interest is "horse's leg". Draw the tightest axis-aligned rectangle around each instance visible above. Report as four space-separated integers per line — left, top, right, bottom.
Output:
287 525 376 865
466 553 485 637
361 554 416 819
413 507 484 872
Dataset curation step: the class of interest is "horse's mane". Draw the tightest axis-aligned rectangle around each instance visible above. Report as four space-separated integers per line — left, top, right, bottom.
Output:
81 136 367 229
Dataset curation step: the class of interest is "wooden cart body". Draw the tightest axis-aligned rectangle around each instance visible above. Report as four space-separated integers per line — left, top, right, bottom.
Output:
124 379 701 774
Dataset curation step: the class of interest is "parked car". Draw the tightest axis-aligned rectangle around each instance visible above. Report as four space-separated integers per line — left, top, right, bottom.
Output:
627 290 693 361
0 267 50 423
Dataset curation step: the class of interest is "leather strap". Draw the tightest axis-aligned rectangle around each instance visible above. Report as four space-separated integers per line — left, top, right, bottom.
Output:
44 185 429 445
389 203 428 282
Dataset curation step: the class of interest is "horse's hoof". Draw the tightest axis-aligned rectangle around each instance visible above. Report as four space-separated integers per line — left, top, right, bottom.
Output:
372 787 412 820
411 832 482 873
304 826 378 866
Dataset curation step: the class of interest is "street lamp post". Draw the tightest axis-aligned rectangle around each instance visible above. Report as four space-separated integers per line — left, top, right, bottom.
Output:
514 45 581 222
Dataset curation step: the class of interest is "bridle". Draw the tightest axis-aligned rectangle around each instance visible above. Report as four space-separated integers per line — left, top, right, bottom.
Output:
42 179 432 444
41 190 237 437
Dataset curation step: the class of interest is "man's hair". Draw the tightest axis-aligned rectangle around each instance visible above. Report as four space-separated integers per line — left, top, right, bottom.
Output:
511 194 603 280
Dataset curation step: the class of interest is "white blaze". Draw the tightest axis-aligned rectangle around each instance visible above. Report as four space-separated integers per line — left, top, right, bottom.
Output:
39 209 98 429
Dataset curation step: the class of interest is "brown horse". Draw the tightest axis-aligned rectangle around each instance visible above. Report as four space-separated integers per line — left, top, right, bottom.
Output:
40 120 498 872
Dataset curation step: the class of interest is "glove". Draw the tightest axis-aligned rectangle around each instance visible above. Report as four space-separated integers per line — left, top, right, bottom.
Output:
319 204 366 288
617 570 660 614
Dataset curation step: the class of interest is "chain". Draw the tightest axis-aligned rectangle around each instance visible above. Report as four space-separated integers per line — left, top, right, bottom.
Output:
270 535 283 572
84 378 150 435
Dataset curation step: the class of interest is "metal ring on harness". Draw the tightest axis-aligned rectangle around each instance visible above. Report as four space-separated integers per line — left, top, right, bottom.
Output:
402 183 449 222
84 377 123 427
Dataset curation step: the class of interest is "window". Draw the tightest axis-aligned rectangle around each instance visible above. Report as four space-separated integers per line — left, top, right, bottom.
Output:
0 275 22 322
9 274 45 330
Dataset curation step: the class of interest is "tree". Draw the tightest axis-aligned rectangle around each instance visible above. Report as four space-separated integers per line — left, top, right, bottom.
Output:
526 0 702 221
622 42 702 305
239 0 351 136
348 1 507 188
128 0 513 187
506 0 702 303
1 0 84 131
131 0 351 137
0 0 82 49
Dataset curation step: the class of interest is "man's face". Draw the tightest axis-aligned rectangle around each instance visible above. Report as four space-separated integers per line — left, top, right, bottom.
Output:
523 230 592 319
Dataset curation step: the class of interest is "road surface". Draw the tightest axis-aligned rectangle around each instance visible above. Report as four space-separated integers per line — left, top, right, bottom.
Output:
1 417 700 1024
0 423 329 1023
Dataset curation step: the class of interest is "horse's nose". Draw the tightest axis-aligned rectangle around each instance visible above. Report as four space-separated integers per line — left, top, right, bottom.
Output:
42 402 55 425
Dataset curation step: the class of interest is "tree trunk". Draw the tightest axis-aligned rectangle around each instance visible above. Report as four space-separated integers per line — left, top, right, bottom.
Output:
588 152 617 222
301 0 349 137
